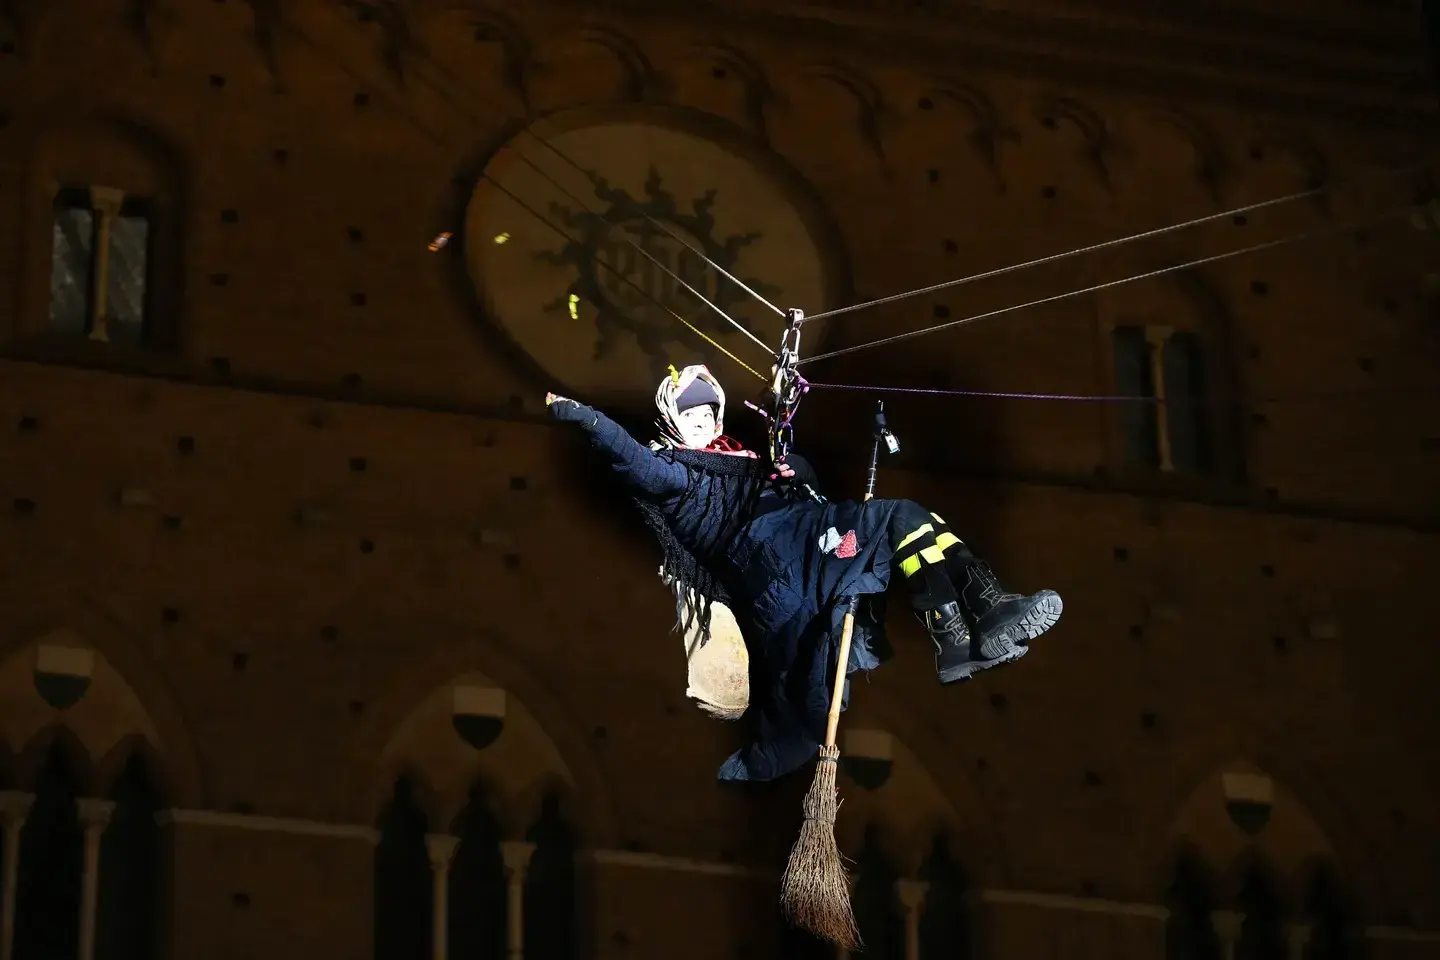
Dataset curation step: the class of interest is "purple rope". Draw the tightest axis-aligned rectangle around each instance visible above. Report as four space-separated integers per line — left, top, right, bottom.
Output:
806 381 1440 405
807 381 1157 402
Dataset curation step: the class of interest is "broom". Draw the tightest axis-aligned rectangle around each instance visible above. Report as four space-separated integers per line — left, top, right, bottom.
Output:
780 401 897 949
780 595 862 949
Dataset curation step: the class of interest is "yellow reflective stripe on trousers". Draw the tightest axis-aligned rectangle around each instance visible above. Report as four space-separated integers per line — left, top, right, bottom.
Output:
896 523 934 551
900 532 962 577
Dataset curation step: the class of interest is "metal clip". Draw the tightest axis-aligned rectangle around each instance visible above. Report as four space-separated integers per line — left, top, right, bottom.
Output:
874 401 900 455
768 308 807 464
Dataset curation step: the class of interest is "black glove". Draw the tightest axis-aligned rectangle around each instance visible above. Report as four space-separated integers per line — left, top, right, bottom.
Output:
545 392 591 422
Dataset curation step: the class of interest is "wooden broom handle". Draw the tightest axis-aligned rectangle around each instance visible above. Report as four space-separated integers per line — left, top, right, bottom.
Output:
824 417 880 749
823 598 859 748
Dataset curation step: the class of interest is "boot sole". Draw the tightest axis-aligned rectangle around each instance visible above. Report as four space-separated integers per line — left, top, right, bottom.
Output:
938 643 1028 685
1004 591 1062 648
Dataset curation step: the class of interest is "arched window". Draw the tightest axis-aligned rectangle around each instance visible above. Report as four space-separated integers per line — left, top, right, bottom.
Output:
1111 324 1214 475
1305 863 1353 960
776 916 833 960
1100 262 1244 484
95 752 163 960
918 835 970 960
373 777 432 960
1235 861 1287 960
1165 849 1220 960
14 740 85 960
851 824 903 960
48 186 155 347
448 783 506 959
22 118 187 351
524 792 576 960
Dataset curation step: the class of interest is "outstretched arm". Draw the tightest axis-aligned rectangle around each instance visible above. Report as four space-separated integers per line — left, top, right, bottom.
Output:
547 393 689 499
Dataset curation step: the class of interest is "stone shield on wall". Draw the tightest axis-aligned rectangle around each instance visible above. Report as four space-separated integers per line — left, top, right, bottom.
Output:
465 110 844 407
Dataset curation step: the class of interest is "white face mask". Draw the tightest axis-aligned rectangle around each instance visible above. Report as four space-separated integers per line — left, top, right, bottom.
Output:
675 404 720 449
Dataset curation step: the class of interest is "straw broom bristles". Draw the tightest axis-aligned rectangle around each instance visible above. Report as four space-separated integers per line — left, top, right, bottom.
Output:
780 743 861 949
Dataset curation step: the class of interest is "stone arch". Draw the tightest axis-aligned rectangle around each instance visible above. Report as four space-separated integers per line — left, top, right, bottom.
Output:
363 670 569 837
376 761 445 824
1128 105 1236 211
687 43 780 146
801 63 890 173
0 608 204 806
95 732 174 804
456 100 855 408
14 723 95 796
822 694 1006 884
16 103 191 348
417 5 534 112
512 771 583 837
1033 92 1120 192
522 25 667 110
347 628 619 846
924 78 1020 192
1143 747 1383 917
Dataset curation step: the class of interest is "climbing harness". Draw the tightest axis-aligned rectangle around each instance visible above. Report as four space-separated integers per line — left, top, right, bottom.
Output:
766 308 809 466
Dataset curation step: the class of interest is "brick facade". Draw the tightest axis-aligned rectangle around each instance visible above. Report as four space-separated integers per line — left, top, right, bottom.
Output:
1 1 1437 958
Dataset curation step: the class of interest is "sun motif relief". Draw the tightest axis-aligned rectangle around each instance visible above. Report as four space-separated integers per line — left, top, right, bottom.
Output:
467 118 833 401
535 165 782 374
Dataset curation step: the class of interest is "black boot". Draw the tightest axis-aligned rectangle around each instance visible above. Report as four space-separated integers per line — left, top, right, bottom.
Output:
958 561 1063 651
920 602 1028 685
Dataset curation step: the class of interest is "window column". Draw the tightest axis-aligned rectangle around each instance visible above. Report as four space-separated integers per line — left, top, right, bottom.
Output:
85 186 126 343
1212 910 1245 960
500 841 535 960
76 798 115 960
1144 325 1175 472
1287 922 1313 960
895 879 929 960
425 834 459 960
0 792 34 960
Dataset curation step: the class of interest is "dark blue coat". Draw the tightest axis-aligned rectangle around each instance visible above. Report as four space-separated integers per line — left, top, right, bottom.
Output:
559 402 900 782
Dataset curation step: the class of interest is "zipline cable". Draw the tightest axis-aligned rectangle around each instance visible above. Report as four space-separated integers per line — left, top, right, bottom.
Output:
798 204 1422 366
801 158 1437 324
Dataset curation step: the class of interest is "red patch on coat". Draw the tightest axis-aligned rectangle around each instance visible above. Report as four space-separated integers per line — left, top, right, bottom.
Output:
836 530 858 559
706 435 757 457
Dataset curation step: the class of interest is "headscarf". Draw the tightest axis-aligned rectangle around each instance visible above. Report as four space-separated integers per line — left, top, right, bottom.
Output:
654 364 726 449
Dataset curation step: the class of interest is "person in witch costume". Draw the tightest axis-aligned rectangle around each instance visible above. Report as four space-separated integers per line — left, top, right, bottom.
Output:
548 364 1062 781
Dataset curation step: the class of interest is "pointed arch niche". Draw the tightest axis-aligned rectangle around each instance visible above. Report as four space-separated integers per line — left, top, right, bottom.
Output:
827 727 976 960
1159 760 1356 960
367 671 582 960
0 628 176 960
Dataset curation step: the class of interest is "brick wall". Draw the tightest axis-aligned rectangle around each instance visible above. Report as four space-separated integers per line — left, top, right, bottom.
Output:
1 1 1437 957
